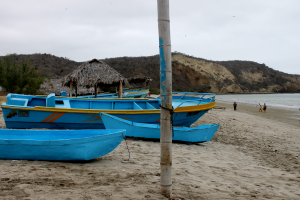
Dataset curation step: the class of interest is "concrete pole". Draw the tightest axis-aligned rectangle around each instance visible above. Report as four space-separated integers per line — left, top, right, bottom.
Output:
157 0 172 198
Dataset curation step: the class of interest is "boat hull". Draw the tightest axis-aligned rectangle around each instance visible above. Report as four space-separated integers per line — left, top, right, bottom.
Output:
1 92 215 129
0 129 125 160
101 113 219 143
2 107 208 129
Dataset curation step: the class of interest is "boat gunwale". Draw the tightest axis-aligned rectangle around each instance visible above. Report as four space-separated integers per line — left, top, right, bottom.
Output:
101 112 219 132
0 129 125 144
33 96 152 100
1 101 215 114
124 89 149 95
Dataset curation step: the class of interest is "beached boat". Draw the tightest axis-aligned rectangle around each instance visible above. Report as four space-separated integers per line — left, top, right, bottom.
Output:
1 92 215 129
0 129 125 161
122 88 149 98
100 113 219 143
78 88 149 98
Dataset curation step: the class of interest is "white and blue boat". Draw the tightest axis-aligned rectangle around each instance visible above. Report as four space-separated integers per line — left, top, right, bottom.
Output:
0 129 125 161
122 88 149 98
1 92 215 129
79 88 149 99
100 113 219 143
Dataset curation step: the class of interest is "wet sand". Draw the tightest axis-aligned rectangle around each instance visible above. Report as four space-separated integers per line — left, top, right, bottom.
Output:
216 101 300 127
0 100 299 199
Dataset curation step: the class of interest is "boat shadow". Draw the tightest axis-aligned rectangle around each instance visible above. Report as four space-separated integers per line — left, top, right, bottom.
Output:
125 137 207 146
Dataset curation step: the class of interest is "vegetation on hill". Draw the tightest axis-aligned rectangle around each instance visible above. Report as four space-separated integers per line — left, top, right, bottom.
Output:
0 54 44 94
1 53 299 94
5 53 83 78
103 55 216 93
214 61 290 91
105 53 300 93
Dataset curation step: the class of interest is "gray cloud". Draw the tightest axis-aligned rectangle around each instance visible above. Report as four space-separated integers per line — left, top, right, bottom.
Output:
0 0 299 74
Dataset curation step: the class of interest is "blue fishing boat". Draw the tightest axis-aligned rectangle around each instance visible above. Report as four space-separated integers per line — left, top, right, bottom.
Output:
1 92 215 129
78 88 149 98
122 88 149 98
100 113 219 143
0 129 125 161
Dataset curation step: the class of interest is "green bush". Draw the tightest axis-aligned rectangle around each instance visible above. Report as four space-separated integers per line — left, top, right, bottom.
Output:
0 55 44 94
149 88 160 94
101 85 116 93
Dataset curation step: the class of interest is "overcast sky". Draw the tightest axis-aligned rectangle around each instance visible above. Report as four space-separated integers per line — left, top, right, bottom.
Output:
1 0 300 75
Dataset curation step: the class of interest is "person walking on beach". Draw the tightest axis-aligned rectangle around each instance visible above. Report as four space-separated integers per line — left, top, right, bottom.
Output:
257 103 263 112
233 102 237 111
263 103 267 112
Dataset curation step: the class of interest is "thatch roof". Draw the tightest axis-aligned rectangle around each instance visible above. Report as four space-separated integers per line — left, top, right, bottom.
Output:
63 59 128 88
39 77 96 96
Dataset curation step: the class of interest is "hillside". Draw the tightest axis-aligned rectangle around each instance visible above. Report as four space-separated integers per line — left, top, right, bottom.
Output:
104 53 300 93
171 53 300 93
1 53 300 94
0 53 84 78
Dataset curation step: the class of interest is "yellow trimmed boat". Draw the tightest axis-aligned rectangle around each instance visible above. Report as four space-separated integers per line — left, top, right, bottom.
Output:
1 92 215 129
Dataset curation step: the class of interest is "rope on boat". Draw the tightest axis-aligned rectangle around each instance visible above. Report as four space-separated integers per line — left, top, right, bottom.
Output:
159 104 174 137
123 136 130 161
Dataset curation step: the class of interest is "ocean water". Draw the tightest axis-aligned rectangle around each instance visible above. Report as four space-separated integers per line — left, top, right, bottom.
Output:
216 93 300 110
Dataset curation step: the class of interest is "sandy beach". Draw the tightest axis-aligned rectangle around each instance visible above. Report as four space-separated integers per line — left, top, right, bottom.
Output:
0 99 300 199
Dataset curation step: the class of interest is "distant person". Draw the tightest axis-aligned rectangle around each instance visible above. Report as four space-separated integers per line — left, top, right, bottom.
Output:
263 103 267 112
233 102 237 111
257 103 263 112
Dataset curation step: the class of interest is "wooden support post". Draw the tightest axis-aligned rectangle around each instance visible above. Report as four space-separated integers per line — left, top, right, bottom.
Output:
94 85 97 98
118 81 123 98
157 0 172 198
70 81 73 97
75 84 77 97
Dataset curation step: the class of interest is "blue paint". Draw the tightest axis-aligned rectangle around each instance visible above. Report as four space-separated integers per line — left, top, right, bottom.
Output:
60 91 67 97
159 37 166 72
46 93 55 107
2 92 216 129
101 113 220 143
79 88 149 98
0 129 125 161
159 37 167 105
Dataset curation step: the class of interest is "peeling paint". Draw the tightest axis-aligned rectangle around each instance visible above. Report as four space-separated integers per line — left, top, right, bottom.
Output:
159 37 167 105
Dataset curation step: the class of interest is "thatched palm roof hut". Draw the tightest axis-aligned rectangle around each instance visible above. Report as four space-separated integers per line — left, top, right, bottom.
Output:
39 77 96 96
63 59 128 97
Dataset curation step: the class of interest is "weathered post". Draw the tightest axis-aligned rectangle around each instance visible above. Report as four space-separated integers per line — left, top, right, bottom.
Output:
157 0 172 197
75 84 78 97
94 85 97 98
118 81 123 98
70 81 73 97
